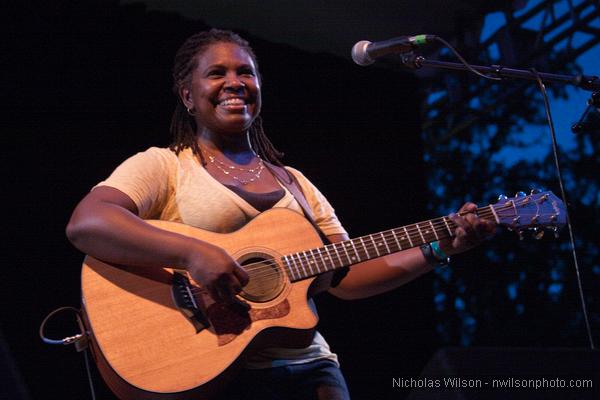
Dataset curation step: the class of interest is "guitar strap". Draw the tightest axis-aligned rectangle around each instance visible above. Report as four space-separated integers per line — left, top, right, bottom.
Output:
265 163 349 287
264 163 327 240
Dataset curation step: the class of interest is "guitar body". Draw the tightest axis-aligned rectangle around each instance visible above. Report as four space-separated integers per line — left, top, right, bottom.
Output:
80 190 565 399
81 208 324 400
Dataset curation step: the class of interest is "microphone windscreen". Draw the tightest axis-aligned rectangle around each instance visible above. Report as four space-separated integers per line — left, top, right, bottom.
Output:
351 40 374 66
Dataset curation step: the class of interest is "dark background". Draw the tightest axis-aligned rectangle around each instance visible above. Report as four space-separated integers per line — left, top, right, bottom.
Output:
5 1 429 399
5 1 598 399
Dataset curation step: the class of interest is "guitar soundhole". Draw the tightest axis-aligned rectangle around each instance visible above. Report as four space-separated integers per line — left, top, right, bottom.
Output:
238 253 285 303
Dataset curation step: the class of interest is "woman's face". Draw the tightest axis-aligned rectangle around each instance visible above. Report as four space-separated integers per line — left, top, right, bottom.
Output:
182 42 261 137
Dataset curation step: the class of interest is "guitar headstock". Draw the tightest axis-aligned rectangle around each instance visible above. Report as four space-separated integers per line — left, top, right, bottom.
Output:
491 190 566 239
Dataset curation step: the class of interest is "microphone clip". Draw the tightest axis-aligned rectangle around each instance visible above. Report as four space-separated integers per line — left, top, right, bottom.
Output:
400 53 424 69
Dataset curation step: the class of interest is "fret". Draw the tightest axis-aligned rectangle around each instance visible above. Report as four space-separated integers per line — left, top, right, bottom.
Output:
283 255 296 280
310 248 325 274
391 229 403 251
347 240 361 262
340 241 353 264
403 226 414 247
296 253 306 279
330 243 344 267
312 248 327 274
314 248 326 273
306 250 317 275
368 235 380 257
415 223 426 244
289 255 301 280
294 252 308 278
310 249 321 275
359 236 371 258
380 232 391 254
296 251 307 276
443 216 453 236
488 205 500 224
322 247 335 268
276 198 514 283
429 220 440 241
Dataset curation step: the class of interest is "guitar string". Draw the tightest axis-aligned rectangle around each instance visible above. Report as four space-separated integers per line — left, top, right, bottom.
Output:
187 207 498 290
186 199 549 292
232 205 507 282
187 199 548 289
186 215 466 294
187 202 537 291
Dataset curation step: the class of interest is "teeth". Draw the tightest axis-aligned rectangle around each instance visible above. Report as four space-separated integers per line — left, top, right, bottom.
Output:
220 98 245 106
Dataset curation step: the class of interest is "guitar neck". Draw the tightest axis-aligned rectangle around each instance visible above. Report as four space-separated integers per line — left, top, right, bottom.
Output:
282 205 497 282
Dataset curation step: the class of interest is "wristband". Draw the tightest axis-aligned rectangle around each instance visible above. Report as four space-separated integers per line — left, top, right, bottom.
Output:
430 241 448 261
420 243 450 268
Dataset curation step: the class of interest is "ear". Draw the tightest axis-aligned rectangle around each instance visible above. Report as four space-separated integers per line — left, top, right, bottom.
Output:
179 85 194 110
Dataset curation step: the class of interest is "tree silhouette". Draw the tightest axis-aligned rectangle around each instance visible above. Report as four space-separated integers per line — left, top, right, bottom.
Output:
424 42 599 348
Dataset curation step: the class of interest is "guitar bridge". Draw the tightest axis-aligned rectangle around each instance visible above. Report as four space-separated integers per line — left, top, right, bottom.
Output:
171 271 210 333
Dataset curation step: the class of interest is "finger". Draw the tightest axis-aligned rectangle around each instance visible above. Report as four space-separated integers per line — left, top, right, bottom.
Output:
220 269 243 295
214 274 239 303
484 219 497 237
471 217 494 240
458 202 477 214
465 213 486 240
450 212 475 238
234 264 249 287
222 274 251 310
452 226 471 249
228 277 243 295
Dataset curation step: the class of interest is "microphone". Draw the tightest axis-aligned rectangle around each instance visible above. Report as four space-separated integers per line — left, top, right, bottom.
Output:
351 34 437 66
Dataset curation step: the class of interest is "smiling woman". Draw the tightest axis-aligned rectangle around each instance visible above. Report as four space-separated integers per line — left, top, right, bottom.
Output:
169 30 280 171
180 42 261 139
65 28 494 400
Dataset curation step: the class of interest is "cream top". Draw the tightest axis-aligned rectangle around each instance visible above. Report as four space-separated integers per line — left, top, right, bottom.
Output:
96 146 347 368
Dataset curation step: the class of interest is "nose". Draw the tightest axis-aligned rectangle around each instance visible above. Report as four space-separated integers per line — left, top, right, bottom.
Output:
224 73 245 90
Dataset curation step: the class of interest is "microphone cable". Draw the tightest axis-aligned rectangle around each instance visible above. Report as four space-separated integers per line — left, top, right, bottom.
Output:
431 36 503 81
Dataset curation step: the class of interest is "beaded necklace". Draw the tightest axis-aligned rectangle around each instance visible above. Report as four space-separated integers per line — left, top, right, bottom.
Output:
203 149 265 185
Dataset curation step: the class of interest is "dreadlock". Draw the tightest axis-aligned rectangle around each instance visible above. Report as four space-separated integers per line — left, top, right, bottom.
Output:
169 29 284 167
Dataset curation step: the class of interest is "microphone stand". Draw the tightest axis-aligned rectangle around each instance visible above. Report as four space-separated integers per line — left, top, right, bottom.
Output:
571 92 600 134
400 53 600 92
401 52 598 349
400 53 600 135
401 52 600 134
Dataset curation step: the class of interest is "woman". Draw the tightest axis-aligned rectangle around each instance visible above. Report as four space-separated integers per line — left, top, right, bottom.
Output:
67 29 495 400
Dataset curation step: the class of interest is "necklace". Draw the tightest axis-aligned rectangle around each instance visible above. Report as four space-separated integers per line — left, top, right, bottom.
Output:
203 149 265 185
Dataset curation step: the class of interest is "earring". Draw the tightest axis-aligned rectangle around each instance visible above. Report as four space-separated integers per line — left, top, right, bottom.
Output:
186 107 196 116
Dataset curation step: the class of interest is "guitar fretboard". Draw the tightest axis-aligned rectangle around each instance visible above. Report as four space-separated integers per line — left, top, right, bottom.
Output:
281 205 496 282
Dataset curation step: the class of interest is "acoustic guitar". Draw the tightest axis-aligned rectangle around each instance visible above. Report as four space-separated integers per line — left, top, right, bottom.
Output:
81 191 565 399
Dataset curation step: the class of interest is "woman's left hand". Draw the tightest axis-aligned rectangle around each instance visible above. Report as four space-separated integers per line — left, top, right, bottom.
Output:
439 202 496 256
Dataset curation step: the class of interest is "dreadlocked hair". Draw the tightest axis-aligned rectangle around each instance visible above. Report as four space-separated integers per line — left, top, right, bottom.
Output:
169 28 285 167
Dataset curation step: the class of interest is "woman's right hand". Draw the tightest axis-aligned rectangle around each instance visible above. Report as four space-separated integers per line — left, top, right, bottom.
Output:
185 242 249 304
67 186 249 304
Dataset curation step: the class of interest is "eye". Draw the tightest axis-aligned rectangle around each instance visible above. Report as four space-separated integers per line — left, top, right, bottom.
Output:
239 67 256 77
206 68 225 78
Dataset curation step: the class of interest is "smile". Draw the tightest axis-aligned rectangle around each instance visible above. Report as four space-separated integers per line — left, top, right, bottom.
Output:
218 98 247 106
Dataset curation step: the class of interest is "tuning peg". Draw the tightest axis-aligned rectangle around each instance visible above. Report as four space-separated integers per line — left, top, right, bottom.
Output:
530 188 541 195
517 230 525 240
532 227 544 239
498 194 508 201
553 226 560 239
515 191 526 197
